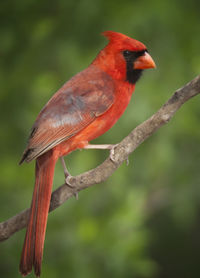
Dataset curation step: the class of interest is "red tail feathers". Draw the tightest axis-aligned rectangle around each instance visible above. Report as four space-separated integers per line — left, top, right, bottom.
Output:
19 150 57 277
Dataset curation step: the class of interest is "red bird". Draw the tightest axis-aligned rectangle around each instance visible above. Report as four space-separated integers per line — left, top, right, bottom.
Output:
19 31 155 277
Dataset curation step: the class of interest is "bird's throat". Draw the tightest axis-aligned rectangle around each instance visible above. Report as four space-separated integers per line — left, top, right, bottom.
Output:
126 66 143 84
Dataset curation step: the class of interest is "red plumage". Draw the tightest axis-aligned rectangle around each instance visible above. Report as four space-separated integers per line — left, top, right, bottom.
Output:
19 31 155 277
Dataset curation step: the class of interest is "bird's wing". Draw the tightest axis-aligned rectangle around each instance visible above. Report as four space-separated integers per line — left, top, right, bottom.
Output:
20 67 115 163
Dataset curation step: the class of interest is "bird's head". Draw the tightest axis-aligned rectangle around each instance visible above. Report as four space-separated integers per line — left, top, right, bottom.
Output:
93 31 156 84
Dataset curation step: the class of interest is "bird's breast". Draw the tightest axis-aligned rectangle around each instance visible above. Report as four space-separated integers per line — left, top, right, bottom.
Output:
56 82 135 157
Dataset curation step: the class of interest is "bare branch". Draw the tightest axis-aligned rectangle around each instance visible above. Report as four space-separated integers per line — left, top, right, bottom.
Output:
0 75 200 242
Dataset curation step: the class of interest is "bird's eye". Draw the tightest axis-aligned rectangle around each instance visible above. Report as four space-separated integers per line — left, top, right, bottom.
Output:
123 50 131 57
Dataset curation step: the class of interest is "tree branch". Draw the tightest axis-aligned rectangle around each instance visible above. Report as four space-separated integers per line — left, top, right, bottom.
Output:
1 75 200 242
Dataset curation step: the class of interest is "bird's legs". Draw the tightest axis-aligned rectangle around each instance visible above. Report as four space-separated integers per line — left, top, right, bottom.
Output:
83 144 118 162
60 143 128 200
84 144 129 165
60 157 78 200
60 156 71 179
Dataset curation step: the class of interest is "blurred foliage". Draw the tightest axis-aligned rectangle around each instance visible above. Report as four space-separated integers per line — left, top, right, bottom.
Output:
0 0 200 277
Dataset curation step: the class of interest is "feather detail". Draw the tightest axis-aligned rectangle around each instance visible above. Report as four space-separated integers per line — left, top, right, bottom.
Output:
19 150 57 277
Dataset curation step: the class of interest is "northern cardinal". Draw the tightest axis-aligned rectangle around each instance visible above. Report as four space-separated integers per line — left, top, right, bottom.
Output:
19 31 155 277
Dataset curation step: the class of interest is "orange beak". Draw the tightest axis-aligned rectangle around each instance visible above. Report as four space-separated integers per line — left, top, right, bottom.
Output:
134 52 156 70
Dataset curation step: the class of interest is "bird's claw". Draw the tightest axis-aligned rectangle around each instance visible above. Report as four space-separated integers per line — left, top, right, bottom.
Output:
109 144 118 163
65 175 79 200
65 174 73 187
109 145 129 166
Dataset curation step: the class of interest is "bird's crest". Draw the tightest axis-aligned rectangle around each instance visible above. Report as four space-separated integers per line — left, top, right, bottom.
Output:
102 31 146 52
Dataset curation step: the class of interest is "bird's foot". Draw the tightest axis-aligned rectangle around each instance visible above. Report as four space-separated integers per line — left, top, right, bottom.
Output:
109 145 129 166
65 174 79 200
109 144 119 163
60 157 79 200
83 143 119 163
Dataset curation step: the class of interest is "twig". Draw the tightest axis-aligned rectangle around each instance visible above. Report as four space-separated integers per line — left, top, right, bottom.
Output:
0 75 200 242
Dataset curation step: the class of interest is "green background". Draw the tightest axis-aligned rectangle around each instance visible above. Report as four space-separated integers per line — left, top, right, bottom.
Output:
1 0 200 277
